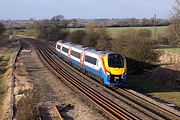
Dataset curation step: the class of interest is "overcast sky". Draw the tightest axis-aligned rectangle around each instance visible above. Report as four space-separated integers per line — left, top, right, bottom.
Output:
0 0 174 20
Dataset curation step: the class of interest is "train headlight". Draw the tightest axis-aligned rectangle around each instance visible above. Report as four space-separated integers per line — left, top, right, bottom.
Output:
123 72 127 76
106 71 110 76
121 72 127 79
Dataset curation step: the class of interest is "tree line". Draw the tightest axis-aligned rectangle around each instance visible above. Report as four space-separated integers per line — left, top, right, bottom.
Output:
1 17 169 29
71 18 169 28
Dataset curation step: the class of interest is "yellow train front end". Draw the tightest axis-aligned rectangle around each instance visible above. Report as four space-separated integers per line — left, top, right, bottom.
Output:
103 53 127 86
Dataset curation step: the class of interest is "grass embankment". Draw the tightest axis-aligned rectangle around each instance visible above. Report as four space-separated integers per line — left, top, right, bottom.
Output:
127 74 180 107
0 48 15 118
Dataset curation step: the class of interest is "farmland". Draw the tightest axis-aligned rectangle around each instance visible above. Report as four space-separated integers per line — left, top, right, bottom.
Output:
159 48 180 54
69 26 168 38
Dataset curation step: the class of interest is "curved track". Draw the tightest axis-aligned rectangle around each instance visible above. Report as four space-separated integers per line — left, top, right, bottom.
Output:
32 39 180 120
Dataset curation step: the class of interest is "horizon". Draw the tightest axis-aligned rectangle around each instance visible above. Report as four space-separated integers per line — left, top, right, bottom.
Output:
0 17 170 21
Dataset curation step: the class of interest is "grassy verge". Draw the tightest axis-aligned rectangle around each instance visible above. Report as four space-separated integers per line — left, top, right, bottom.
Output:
0 48 15 118
127 74 180 107
0 55 10 117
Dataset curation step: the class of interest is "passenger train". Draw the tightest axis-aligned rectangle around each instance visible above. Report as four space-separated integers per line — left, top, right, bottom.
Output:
55 40 127 87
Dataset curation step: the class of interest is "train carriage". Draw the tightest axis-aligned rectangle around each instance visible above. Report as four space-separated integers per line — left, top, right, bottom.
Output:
55 40 127 87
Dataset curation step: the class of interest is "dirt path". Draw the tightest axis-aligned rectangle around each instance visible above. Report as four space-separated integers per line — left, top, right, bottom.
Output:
14 39 110 120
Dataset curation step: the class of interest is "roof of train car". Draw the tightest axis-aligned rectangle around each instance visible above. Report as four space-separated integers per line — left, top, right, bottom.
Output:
57 40 88 50
85 48 110 56
57 40 111 56
71 44 88 50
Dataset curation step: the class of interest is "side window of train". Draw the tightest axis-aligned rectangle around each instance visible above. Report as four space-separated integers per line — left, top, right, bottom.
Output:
57 45 61 50
85 55 97 65
71 50 80 58
62 47 68 53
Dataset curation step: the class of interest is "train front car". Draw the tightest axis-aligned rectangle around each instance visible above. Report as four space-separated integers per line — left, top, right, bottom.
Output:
102 53 127 87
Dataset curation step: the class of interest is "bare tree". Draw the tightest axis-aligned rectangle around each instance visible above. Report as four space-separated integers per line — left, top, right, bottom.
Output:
168 0 180 46
32 15 69 41
96 26 111 50
82 22 98 47
0 23 5 47
82 23 111 49
67 30 86 44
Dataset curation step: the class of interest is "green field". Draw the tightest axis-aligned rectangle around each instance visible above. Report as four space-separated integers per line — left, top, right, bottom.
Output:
69 26 168 38
108 26 167 38
159 47 180 53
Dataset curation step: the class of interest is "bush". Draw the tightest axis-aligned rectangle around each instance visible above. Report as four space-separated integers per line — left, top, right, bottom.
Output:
66 30 86 44
0 23 5 35
96 27 111 50
167 24 180 46
82 23 98 47
0 23 6 47
32 19 69 41
82 23 111 50
112 29 159 71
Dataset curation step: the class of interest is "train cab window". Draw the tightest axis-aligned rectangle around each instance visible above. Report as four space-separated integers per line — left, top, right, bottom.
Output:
85 55 97 65
71 50 80 58
62 47 69 53
108 54 124 68
57 45 61 50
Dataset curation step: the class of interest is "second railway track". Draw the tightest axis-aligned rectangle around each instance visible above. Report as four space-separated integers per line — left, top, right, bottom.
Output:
31 39 180 120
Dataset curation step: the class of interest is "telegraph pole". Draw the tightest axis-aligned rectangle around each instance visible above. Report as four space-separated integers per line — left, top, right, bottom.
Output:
154 14 157 41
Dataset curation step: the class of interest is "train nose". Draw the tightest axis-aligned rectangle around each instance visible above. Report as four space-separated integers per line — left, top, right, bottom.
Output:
108 68 122 75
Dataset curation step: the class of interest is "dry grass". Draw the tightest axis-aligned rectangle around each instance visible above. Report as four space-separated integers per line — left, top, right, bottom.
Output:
0 54 11 119
150 92 180 106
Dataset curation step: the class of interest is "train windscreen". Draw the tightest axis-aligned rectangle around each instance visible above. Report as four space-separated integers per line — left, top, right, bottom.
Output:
108 54 124 68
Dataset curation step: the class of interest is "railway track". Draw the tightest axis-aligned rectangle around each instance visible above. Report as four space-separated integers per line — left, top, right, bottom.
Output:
54 105 63 120
31 39 180 120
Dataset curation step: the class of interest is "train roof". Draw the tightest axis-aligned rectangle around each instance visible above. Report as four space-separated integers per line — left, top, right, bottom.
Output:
57 40 88 50
71 44 88 50
56 40 113 56
85 48 110 56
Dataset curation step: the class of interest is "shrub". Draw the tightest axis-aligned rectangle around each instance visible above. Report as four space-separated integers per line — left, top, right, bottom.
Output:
82 22 98 47
66 30 86 44
0 23 5 47
96 27 111 50
112 29 159 71
82 23 111 50
32 19 69 41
